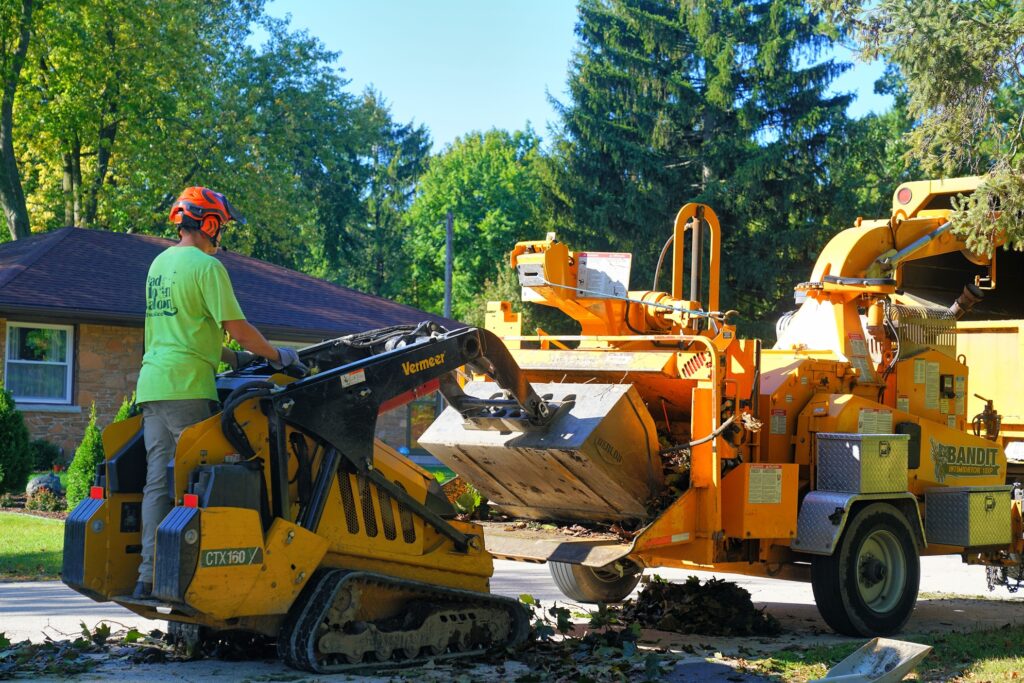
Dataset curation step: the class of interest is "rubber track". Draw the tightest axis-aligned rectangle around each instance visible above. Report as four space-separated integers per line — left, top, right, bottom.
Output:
278 569 530 673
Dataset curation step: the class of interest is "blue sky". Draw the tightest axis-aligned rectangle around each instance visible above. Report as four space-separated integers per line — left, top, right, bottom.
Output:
266 0 892 150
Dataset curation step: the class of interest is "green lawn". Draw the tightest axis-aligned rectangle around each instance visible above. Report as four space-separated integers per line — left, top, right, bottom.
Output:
742 626 1024 681
0 511 64 580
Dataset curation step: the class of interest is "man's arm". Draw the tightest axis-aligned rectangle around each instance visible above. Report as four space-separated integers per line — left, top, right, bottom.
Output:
223 319 281 364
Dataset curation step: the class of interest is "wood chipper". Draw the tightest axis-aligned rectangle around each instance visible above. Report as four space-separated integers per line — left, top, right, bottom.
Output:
419 179 1024 636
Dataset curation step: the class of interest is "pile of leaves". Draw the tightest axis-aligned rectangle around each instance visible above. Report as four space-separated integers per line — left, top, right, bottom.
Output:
621 575 780 637
512 596 668 683
441 477 487 518
0 623 159 679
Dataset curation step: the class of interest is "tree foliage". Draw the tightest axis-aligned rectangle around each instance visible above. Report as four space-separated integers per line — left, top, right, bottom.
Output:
0 381 31 493
66 403 102 508
405 129 545 321
821 0 1024 253
548 0 861 333
1 0 430 295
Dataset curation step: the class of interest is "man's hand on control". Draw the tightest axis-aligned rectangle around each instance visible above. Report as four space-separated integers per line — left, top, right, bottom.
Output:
270 347 309 375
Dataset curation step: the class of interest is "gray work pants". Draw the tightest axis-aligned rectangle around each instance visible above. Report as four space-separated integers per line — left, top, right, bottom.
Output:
138 399 214 584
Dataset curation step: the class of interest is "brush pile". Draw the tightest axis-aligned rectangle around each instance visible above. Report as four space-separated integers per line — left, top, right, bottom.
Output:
621 575 781 636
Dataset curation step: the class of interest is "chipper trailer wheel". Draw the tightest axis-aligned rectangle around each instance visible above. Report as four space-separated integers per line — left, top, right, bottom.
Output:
549 561 642 603
811 502 920 636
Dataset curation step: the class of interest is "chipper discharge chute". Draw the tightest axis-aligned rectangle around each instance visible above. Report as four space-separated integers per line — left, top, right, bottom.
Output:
62 323 570 673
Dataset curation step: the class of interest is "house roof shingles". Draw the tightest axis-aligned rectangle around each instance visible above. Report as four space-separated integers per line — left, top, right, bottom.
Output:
0 228 452 342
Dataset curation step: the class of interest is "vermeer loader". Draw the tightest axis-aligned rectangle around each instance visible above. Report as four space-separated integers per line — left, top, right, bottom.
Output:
64 177 1024 669
63 323 569 672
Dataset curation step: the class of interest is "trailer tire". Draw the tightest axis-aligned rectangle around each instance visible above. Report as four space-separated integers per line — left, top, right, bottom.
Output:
811 502 919 636
549 561 642 603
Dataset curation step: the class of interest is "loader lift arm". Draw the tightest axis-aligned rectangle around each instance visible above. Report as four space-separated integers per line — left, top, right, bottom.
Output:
221 324 563 551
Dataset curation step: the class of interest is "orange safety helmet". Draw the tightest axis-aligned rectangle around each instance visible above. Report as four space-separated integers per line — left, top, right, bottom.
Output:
168 187 246 242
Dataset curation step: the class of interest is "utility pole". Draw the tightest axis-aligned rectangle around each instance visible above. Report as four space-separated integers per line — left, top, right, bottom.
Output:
443 210 453 319
435 210 456 427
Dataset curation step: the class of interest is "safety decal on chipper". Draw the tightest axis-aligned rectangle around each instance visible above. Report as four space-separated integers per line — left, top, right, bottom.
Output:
747 464 783 505
857 408 893 434
199 546 264 568
845 333 876 383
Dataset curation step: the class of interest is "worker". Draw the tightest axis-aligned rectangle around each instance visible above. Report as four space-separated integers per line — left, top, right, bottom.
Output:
132 187 304 599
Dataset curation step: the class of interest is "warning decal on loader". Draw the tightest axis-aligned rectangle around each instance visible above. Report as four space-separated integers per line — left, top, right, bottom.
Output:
200 546 264 568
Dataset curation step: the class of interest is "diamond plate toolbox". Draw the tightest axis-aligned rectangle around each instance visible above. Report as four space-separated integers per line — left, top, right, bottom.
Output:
924 486 1013 547
816 433 909 494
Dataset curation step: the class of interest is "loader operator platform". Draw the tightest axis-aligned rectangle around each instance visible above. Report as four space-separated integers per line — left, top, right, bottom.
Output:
132 186 304 599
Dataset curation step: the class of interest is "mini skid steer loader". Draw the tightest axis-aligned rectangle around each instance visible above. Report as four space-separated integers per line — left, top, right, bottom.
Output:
62 323 569 672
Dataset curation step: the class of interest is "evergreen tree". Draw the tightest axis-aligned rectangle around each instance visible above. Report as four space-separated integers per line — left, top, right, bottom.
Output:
66 403 103 508
0 382 31 494
549 0 855 334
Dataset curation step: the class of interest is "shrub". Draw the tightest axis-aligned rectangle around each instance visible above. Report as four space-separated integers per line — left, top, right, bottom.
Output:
65 396 134 509
25 488 66 512
29 439 62 471
0 492 15 507
113 393 136 423
66 404 104 509
0 382 31 494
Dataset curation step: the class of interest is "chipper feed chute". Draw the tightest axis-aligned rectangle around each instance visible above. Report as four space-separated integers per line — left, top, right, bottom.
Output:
419 381 664 523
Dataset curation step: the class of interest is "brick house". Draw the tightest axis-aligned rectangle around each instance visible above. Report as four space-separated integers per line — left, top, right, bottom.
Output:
0 228 452 459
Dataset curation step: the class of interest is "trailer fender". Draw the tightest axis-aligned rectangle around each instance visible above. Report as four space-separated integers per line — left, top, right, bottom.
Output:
792 491 925 556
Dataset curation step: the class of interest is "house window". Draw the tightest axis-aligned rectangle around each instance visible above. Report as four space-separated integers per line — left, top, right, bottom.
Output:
4 322 74 404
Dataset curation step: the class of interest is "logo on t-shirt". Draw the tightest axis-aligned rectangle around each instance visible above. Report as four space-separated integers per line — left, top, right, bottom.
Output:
146 273 178 317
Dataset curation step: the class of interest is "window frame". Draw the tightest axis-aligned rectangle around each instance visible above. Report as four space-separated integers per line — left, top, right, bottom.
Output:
4 321 75 405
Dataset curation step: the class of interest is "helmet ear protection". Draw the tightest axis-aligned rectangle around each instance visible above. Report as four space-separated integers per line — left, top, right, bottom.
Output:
169 187 245 245
201 214 221 240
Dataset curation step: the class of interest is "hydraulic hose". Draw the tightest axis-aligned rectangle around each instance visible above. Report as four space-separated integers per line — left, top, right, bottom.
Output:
658 414 737 455
221 381 276 459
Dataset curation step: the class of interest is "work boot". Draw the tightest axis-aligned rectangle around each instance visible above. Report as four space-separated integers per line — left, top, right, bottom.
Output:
132 581 152 599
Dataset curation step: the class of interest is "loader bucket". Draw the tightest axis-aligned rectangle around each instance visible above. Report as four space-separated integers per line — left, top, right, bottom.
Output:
418 382 663 523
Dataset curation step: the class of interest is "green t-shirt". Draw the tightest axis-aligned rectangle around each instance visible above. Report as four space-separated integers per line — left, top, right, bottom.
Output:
136 246 245 403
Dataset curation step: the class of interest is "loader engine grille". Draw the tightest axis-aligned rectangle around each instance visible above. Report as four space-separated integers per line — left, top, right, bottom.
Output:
891 304 956 359
335 473 417 544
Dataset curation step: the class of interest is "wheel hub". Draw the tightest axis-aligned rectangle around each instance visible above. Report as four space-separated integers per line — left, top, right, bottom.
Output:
859 556 887 587
855 529 906 613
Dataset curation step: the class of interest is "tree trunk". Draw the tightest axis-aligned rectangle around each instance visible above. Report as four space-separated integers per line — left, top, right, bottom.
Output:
71 137 82 226
83 26 119 227
62 150 74 225
0 0 35 240
83 119 116 226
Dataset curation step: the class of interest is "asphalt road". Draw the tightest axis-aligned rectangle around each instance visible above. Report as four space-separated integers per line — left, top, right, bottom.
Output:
2 554 1020 645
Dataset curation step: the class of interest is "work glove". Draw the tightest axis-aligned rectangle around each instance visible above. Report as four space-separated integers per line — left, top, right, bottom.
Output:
271 347 309 375
228 349 256 370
